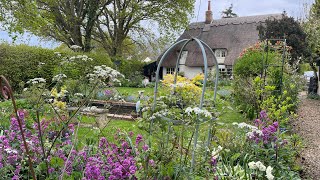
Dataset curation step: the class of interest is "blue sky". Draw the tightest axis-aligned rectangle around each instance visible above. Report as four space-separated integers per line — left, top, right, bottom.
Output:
0 0 315 49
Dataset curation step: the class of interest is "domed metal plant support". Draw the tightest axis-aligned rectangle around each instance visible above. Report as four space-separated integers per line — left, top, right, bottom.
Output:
151 38 219 173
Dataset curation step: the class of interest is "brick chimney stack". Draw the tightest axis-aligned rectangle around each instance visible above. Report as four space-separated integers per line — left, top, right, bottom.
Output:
205 0 213 24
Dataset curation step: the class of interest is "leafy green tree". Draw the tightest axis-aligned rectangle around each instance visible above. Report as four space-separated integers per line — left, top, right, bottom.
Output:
257 13 310 65
221 4 238 18
0 0 194 57
303 0 320 78
0 0 111 52
93 0 194 57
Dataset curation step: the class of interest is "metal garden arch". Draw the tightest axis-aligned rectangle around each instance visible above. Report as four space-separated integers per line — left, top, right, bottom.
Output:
150 37 219 172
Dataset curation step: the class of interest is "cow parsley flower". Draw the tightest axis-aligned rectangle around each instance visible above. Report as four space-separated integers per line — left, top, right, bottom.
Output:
27 78 46 84
266 166 274 180
52 74 67 82
185 107 212 118
87 65 124 85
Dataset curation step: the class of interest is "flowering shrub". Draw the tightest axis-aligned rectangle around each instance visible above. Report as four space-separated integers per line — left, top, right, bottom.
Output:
191 73 204 86
0 109 149 179
162 74 202 105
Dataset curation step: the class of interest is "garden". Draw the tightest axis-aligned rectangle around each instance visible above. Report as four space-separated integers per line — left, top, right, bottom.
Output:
0 40 305 180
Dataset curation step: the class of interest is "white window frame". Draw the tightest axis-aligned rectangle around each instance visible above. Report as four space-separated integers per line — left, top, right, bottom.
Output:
215 49 227 58
167 67 176 75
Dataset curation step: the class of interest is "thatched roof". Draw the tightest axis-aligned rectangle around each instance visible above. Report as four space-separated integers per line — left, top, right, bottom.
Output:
160 14 283 67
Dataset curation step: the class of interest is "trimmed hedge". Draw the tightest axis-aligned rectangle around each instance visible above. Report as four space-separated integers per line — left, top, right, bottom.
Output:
0 44 113 92
0 44 59 91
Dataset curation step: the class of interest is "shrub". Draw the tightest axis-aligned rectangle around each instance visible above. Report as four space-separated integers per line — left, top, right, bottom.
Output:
0 44 59 91
0 44 113 92
233 41 302 122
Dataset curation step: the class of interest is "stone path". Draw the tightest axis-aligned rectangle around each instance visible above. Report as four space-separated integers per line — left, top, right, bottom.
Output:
294 95 320 179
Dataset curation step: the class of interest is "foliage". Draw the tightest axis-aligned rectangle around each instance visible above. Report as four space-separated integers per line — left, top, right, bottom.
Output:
116 59 146 88
307 92 320 100
257 13 310 65
233 42 302 122
221 4 238 18
234 42 280 77
0 44 114 92
0 0 195 57
0 44 59 91
162 74 202 105
303 0 320 79
0 0 109 52
191 73 204 86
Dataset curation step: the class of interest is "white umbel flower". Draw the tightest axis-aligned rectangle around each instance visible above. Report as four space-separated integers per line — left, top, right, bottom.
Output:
256 161 266 171
266 166 274 180
248 161 257 170
27 78 46 84
52 74 67 82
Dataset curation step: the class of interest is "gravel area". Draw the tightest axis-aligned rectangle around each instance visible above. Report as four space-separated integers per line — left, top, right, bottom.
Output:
294 95 320 179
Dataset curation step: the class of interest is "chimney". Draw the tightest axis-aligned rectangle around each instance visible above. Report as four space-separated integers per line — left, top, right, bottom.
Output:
205 0 213 24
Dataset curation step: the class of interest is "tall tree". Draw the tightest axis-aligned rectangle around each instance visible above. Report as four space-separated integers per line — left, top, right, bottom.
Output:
0 0 194 56
0 0 112 52
94 0 194 57
221 4 238 18
257 13 310 65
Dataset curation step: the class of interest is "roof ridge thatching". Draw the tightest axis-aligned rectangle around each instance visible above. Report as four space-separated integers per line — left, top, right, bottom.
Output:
159 13 283 68
189 13 283 29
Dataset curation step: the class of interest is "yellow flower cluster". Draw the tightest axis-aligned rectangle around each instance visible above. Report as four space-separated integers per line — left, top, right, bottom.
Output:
51 86 67 110
191 73 204 86
162 74 188 86
162 74 202 104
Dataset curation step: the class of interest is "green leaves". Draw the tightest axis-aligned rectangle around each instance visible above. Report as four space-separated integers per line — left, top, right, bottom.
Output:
50 157 64 168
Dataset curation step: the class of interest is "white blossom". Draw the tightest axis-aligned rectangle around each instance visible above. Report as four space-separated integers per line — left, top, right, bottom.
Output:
52 74 67 82
70 45 82 50
256 161 266 171
211 145 223 158
246 129 263 138
185 107 212 118
237 122 258 130
149 110 169 121
54 52 61 57
266 166 274 180
4 148 18 154
83 106 99 112
74 93 84 97
248 161 257 170
27 78 46 84
87 65 124 85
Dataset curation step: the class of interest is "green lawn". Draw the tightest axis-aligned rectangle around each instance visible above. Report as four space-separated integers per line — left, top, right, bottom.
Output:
116 87 154 96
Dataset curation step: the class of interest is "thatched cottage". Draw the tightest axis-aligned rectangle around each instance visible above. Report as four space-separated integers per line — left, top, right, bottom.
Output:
159 1 282 79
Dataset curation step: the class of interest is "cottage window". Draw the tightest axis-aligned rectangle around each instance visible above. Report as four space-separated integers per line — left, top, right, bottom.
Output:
221 50 226 57
215 49 227 58
167 67 176 74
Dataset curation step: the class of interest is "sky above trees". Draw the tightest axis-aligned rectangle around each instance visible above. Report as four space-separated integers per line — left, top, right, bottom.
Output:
0 0 315 48
193 0 315 22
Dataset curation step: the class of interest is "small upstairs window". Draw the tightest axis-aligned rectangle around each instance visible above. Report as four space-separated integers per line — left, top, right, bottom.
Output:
215 49 227 58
